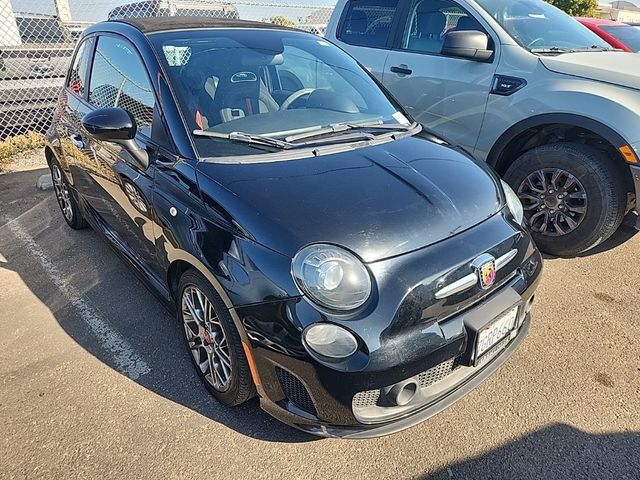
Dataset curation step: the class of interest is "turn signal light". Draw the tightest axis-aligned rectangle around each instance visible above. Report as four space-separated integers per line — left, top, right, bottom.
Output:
619 145 638 164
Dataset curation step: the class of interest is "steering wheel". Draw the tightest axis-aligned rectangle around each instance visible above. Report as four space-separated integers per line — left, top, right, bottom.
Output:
527 37 545 49
281 88 316 110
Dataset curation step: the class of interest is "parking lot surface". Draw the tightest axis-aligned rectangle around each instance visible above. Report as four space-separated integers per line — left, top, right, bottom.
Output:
1 164 639 479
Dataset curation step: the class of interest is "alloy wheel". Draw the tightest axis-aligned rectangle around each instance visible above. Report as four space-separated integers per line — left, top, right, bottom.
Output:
52 164 74 222
181 285 232 392
517 168 587 236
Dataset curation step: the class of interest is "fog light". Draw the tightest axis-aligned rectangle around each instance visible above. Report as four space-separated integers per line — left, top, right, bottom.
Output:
304 324 358 359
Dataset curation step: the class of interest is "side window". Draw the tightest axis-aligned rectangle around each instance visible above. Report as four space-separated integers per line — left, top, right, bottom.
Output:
88 35 155 137
338 0 399 48
67 38 94 96
403 0 485 54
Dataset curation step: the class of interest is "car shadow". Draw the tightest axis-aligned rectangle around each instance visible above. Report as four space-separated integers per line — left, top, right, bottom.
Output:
0 168 315 443
423 424 640 480
542 222 638 261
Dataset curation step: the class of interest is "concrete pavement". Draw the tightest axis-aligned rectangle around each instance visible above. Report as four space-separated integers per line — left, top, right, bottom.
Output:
1 166 639 479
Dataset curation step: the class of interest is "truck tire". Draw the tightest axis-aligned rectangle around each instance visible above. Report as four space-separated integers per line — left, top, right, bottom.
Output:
504 142 627 257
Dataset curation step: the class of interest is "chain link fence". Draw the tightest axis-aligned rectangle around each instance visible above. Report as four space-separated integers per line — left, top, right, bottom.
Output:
0 0 336 138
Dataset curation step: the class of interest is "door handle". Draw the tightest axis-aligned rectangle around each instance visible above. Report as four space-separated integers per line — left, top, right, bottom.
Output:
69 135 85 149
390 65 412 76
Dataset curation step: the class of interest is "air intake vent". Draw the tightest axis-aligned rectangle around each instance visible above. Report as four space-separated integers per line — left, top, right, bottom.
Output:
276 367 317 416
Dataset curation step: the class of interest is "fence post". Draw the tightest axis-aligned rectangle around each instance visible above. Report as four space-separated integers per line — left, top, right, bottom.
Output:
55 0 73 22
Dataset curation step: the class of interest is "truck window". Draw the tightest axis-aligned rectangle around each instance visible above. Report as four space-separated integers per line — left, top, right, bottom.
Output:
403 0 485 54
337 0 399 48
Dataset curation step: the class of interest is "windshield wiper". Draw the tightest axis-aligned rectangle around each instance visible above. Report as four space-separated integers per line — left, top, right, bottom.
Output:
193 130 293 149
531 45 615 55
530 46 575 55
284 120 415 143
574 45 615 52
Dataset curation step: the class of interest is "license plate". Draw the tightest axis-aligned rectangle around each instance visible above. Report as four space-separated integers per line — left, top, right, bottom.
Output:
476 306 518 359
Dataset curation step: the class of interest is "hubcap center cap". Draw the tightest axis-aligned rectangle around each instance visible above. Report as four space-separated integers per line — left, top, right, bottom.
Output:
544 196 560 209
201 328 213 345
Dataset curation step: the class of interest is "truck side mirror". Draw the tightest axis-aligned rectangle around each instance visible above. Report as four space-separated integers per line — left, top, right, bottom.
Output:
441 30 493 62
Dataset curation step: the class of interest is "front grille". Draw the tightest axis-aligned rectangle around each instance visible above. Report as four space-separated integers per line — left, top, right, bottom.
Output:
418 358 457 388
275 367 317 416
352 357 461 409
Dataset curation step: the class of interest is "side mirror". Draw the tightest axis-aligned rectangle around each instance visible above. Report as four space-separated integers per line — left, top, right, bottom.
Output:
82 108 149 169
441 30 493 62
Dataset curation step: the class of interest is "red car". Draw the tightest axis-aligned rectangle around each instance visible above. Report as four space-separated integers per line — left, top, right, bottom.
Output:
576 17 640 53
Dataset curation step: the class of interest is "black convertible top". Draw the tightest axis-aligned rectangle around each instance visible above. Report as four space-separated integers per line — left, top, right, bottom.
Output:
112 16 297 34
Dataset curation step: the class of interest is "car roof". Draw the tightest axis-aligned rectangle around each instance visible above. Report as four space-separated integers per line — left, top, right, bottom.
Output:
575 17 630 27
109 16 297 34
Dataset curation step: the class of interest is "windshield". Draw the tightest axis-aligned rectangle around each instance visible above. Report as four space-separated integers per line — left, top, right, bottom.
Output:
601 25 640 52
151 29 411 157
477 0 608 52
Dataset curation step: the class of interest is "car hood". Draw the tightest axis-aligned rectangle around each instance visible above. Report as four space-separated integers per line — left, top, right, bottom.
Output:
540 52 640 91
195 135 502 263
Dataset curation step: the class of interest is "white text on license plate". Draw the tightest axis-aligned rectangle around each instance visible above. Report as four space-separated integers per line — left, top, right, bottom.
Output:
476 306 518 358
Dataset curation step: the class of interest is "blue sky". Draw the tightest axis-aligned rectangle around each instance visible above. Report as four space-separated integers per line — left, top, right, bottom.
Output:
10 0 336 22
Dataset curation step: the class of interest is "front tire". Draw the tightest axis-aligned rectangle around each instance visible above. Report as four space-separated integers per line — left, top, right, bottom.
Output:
177 269 256 406
504 143 627 257
50 160 88 229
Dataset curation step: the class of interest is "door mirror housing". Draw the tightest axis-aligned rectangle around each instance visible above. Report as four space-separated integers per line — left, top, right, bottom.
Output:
441 30 493 62
82 108 149 169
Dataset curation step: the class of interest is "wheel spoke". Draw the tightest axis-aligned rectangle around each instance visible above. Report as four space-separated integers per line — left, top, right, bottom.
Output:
561 212 578 229
566 191 586 200
550 169 562 190
535 170 548 192
529 210 549 233
563 174 578 191
567 205 587 214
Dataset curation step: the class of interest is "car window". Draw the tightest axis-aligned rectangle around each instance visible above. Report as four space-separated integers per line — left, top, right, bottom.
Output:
403 0 485 54
88 35 155 137
67 37 94 96
337 0 399 48
600 25 640 52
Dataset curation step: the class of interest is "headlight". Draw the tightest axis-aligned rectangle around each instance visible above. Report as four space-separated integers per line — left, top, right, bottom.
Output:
501 180 524 225
304 323 358 358
292 244 371 311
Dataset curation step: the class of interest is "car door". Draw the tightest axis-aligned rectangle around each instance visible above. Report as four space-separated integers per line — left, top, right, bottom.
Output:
382 0 499 151
330 0 403 81
66 33 159 273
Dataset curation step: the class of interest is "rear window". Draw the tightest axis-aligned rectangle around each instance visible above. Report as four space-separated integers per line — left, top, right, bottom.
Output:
601 25 640 52
338 0 399 48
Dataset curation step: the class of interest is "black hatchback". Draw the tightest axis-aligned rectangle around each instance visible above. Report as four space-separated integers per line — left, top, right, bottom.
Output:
45 17 542 438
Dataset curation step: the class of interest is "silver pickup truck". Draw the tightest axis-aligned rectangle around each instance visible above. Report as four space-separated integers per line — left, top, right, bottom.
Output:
326 0 640 256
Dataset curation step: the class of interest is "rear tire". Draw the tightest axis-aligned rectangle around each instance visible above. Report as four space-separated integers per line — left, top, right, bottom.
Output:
504 143 627 257
50 159 88 230
177 269 256 407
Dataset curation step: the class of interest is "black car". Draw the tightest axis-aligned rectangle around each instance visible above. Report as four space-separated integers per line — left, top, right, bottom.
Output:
45 17 542 438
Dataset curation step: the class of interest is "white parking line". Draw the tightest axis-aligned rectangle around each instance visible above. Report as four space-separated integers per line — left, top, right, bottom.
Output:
1 217 151 380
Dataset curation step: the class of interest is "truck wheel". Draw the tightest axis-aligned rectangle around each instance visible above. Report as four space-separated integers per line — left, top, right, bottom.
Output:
504 143 627 257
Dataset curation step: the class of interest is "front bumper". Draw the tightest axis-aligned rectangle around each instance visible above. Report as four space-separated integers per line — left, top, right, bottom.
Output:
236 216 543 437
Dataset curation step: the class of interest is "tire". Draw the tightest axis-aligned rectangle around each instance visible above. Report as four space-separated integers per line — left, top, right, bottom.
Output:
504 142 627 257
50 159 88 230
177 269 256 406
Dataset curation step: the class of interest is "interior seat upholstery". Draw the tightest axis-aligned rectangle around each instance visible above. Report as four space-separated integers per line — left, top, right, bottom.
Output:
407 11 447 53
